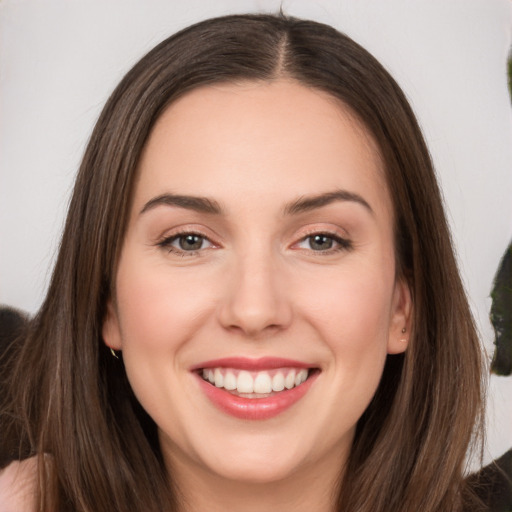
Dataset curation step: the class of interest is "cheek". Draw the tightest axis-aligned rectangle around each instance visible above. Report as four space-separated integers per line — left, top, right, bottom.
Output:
113 261 218 437
115 261 217 354
297 263 394 395
299 263 394 345
112 260 219 418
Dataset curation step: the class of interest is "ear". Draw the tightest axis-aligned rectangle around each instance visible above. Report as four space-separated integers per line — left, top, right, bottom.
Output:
387 278 412 354
102 299 123 351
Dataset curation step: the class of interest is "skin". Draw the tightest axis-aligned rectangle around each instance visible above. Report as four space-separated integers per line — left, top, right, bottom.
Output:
103 80 411 512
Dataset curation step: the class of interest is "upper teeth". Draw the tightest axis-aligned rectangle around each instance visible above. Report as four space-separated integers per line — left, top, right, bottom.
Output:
201 368 309 394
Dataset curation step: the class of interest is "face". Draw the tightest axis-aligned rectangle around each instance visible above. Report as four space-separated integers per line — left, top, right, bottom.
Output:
103 80 410 488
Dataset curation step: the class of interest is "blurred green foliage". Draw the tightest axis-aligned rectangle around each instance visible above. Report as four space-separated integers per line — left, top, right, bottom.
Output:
489 54 512 377
490 243 512 376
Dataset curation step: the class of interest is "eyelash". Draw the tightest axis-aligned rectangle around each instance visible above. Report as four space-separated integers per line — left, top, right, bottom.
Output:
157 230 214 257
157 230 352 257
294 232 353 255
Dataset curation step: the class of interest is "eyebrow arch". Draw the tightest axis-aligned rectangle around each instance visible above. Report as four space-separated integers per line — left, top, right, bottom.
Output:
140 193 222 215
284 190 374 216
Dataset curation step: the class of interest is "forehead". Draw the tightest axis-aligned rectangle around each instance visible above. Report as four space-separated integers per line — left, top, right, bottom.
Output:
134 80 391 218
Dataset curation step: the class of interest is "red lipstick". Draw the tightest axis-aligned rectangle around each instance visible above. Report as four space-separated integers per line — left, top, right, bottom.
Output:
192 357 319 420
191 356 312 371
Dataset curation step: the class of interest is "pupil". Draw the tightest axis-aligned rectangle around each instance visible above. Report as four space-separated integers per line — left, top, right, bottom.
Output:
311 235 333 250
179 235 202 250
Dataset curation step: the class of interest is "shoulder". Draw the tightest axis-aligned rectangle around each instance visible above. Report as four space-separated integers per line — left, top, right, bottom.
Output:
0 457 37 512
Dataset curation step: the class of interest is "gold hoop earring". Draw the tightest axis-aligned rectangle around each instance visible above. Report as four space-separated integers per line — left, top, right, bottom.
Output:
110 348 119 359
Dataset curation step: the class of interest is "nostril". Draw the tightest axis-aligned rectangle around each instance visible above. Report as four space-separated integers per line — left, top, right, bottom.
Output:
217 272 293 336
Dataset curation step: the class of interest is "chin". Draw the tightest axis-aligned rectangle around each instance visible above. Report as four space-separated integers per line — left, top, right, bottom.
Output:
205 452 305 485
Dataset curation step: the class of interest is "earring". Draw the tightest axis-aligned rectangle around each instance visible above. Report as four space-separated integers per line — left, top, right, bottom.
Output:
401 327 406 333
400 327 407 344
110 348 120 359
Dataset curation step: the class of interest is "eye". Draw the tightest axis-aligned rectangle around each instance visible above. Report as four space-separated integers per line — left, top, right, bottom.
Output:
295 233 352 253
158 232 214 254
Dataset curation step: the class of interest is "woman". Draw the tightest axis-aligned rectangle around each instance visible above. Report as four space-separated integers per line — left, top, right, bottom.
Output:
0 13 485 511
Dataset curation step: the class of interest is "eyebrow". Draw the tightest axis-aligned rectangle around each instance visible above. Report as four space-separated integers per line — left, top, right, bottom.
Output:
140 194 222 215
139 189 373 217
283 190 373 216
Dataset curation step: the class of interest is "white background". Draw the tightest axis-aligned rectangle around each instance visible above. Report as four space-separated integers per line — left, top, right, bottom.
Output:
1 0 511 468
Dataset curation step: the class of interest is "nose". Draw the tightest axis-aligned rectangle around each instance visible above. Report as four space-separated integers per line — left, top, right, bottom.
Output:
217 250 293 337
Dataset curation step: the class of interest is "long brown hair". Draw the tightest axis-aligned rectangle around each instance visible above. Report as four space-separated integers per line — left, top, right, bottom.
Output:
1 13 485 511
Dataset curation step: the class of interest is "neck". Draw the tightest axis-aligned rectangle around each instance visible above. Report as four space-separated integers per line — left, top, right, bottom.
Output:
166 445 346 512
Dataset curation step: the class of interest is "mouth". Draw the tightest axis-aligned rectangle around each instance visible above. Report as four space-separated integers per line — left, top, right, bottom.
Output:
191 357 320 420
198 367 314 397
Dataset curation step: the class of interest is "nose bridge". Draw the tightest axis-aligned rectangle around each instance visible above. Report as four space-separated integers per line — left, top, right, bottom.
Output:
218 241 292 336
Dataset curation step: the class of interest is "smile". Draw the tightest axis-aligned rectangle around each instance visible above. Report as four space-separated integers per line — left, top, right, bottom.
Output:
192 357 319 420
201 367 309 396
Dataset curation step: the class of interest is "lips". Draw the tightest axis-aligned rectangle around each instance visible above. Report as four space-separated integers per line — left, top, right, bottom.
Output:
191 357 319 420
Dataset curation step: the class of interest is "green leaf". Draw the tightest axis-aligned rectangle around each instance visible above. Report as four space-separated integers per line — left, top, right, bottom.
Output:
490 242 512 376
